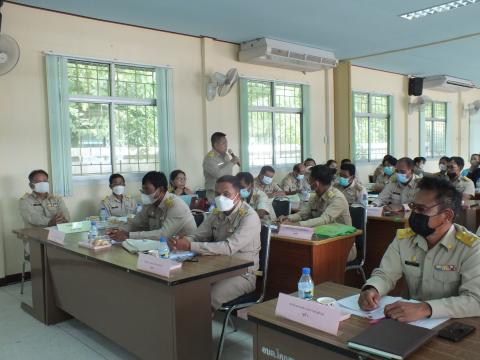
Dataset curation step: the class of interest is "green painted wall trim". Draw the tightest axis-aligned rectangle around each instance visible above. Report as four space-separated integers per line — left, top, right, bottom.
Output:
446 102 453 155
239 78 250 171
388 95 395 156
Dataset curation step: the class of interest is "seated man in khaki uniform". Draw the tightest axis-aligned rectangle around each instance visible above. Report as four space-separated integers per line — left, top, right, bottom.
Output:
371 157 419 212
280 163 309 195
279 165 356 261
100 173 137 217
108 171 196 241
254 165 285 198
359 177 480 321
169 175 261 309
334 163 367 205
372 155 397 193
434 156 450 179
19 169 70 227
236 172 276 224
202 132 241 201
446 156 475 201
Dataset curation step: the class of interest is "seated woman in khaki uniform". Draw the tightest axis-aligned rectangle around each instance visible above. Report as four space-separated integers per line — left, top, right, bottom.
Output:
169 175 261 310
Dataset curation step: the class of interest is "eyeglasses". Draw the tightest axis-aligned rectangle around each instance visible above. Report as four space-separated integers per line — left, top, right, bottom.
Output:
409 202 442 214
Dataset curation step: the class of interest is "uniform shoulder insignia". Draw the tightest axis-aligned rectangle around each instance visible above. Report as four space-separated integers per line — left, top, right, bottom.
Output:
239 207 248 217
391 176 398 183
396 227 416 239
326 190 335 199
461 176 469 181
212 208 220 215
455 229 478 247
103 195 109 201
207 151 215 158
165 197 174 208
20 192 30 200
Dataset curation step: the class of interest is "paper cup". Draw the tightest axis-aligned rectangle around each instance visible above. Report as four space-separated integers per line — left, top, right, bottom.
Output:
316 297 336 307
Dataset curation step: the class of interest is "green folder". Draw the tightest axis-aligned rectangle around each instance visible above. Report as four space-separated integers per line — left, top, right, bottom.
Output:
313 223 357 238
57 221 91 233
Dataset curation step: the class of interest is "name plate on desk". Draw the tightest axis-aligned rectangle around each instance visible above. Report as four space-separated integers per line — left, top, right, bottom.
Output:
47 229 65 245
367 206 383 217
278 225 313 240
137 253 181 277
275 293 348 335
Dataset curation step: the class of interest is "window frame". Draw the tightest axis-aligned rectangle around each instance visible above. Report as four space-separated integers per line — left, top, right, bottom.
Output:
242 78 307 171
420 101 448 159
352 91 392 163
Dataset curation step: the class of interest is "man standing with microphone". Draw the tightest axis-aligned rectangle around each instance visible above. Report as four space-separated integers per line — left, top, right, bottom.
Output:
203 132 241 201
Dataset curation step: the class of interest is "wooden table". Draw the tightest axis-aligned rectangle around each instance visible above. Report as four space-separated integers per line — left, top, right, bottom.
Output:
13 228 253 360
266 231 361 300
248 282 480 360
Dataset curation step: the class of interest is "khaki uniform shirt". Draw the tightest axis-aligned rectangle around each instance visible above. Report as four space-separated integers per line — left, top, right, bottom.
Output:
372 163 384 182
451 176 475 197
247 188 276 222
434 172 449 180
187 201 261 274
19 192 71 227
281 172 309 194
254 177 283 197
288 186 352 227
373 172 395 192
334 179 367 205
202 149 235 200
100 194 137 217
372 175 419 207
128 192 197 240
365 225 480 319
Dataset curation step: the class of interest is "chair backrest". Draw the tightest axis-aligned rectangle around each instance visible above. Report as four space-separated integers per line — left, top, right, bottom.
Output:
258 225 272 303
349 205 367 264
195 189 207 199
369 175 375 183
192 211 205 227
272 197 291 217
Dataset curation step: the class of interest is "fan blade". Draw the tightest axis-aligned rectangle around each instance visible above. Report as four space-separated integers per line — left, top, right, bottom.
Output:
206 82 217 101
0 33 20 76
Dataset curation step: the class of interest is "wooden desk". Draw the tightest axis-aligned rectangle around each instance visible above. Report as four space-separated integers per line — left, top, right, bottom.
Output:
13 228 253 360
266 231 361 300
248 282 480 360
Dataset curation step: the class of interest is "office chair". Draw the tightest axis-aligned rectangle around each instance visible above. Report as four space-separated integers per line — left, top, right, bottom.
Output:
345 205 367 284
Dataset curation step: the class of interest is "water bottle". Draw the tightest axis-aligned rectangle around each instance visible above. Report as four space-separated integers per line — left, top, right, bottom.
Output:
100 207 108 222
302 189 310 202
136 204 143 214
361 192 368 207
159 236 170 258
88 221 98 243
297 267 314 300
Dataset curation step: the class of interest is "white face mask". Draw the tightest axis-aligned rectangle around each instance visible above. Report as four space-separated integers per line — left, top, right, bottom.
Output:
33 182 49 193
262 176 273 185
215 195 235 212
112 185 125 196
140 191 157 205
439 164 447 172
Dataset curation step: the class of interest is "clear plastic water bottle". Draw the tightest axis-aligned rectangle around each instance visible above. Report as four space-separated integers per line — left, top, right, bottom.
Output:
298 267 314 300
361 192 368 208
136 204 143 214
159 236 170 258
88 221 98 243
302 189 310 202
100 207 108 222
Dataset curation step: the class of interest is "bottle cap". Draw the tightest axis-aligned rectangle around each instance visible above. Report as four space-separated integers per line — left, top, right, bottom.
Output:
91 221 96 225
302 267 311 275
160 236 167 242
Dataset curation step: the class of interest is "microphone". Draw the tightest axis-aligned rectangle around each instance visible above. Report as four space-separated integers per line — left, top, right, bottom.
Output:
228 149 241 166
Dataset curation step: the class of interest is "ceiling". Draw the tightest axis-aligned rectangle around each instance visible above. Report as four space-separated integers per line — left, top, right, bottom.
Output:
8 0 480 84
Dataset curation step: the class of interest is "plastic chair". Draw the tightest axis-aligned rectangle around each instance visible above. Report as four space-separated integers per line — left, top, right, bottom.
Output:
215 225 272 360
345 205 367 284
272 197 291 217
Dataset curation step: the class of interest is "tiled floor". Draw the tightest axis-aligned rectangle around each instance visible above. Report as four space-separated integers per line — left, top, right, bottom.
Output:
0 281 254 359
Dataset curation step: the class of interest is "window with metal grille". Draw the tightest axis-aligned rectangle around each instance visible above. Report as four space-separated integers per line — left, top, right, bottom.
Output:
423 102 447 158
67 60 159 175
246 80 303 168
353 92 391 162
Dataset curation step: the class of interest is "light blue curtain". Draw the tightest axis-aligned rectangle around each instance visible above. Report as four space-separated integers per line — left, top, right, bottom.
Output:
155 68 176 176
301 85 311 159
45 54 72 196
446 102 453 156
239 78 250 171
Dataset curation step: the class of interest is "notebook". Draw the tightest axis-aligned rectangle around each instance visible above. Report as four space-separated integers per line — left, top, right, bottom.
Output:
347 319 435 359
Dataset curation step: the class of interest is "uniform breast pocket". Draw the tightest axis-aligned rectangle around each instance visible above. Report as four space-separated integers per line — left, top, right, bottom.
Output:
433 270 461 295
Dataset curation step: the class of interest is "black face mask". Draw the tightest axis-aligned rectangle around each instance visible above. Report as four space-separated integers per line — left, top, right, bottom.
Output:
408 212 436 238
447 172 457 180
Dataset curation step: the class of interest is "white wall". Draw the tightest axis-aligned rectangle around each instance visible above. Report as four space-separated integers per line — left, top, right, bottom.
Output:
0 3 331 277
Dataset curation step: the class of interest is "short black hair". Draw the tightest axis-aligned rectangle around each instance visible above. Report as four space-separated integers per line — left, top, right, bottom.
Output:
211 132 226 147
450 156 465 169
414 157 426 165
142 171 168 190
326 159 337 167
260 165 275 175
340 163 356 177
303 158 316 166
439 156 450 162
169 169 186 184
341 159 352 165
235 172 254 186
293 163 303 172
417 176 462 217
109 173 125 185
383 155 397 166
397 157 415 169
310 165 334 185
28 169 48 182
216 175 240 191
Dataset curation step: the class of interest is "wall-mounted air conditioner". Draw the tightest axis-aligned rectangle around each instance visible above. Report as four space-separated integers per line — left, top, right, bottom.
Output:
238 38 338 72
423 75 476 92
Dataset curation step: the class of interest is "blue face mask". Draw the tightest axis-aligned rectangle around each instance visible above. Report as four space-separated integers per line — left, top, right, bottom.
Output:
396 173 410 184
384 166 394 176
296 174 305 181
338 177 350 187
240 188 250 199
